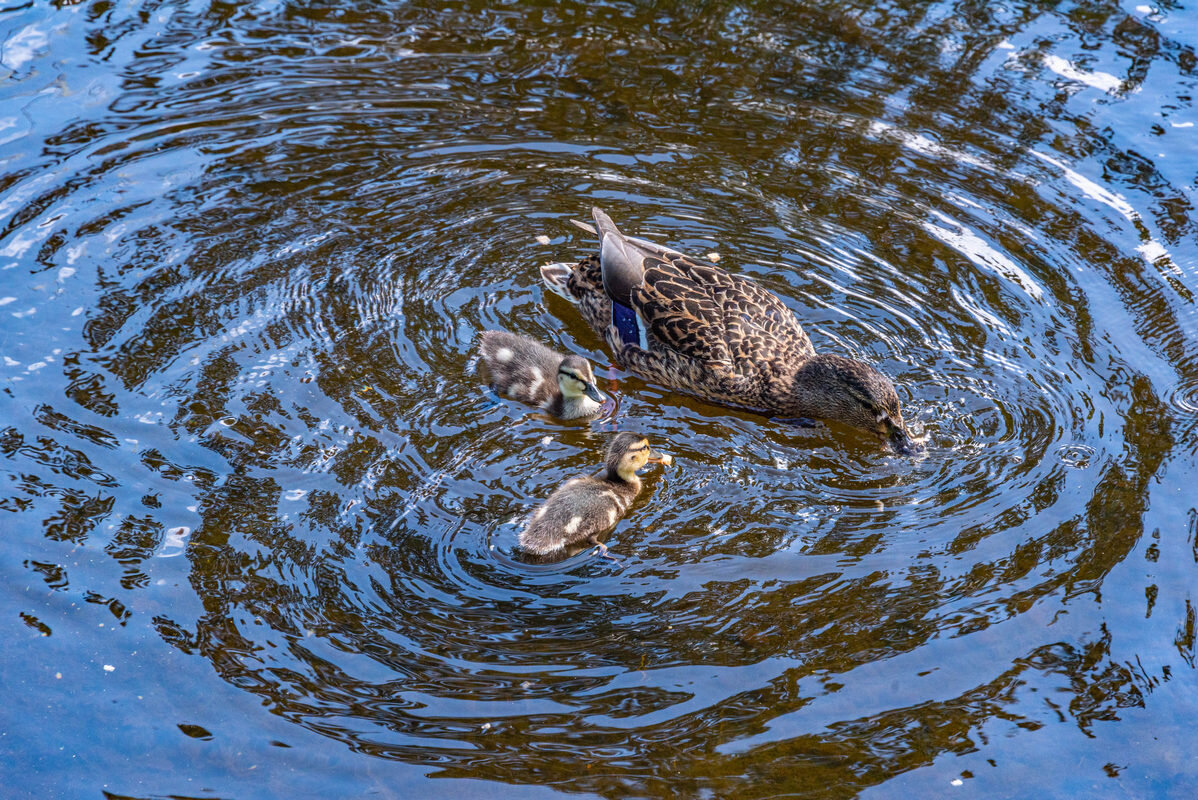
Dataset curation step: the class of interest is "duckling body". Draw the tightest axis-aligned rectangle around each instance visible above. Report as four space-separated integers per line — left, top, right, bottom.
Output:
519 432 668 559
478 330 605 419
541 208 922 453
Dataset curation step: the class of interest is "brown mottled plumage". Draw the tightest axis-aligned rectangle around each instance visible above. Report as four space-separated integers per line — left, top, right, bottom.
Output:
518 432 669 561
541 208 923 453
478 330 605 419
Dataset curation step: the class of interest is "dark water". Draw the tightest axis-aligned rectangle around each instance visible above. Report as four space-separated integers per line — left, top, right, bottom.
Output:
2 1 1196 797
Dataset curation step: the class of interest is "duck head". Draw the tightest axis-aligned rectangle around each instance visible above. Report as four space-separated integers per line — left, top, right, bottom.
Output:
605 431 669 481
789 355 924 454
557 355 605 403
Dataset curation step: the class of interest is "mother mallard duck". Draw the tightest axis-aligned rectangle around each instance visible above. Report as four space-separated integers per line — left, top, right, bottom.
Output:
541 207 923 454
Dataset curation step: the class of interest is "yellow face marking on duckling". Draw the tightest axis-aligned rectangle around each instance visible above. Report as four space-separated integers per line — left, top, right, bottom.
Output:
557 368 588 397
617 440 653 475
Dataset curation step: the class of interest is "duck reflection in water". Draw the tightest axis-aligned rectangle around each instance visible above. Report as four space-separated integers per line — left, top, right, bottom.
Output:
519 432 671 563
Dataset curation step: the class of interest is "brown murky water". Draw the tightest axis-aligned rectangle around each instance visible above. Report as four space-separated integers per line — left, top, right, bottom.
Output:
2 1 1196 797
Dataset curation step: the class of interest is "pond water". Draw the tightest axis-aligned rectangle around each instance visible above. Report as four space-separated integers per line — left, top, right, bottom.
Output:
2 1 1196 797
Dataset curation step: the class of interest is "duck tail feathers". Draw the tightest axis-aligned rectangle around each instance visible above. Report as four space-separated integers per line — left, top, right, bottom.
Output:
591 206 622 243
591 207 647 306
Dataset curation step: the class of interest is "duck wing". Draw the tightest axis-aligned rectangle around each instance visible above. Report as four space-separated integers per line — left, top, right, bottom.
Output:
587 206 814 370
634 254 813 369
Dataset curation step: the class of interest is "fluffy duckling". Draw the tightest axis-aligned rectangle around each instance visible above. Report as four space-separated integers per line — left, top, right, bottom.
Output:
478 330 605 419
519 431 671 560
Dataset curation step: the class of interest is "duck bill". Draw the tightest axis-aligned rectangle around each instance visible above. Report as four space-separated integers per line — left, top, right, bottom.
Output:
583 382 605 403
889 428 925 455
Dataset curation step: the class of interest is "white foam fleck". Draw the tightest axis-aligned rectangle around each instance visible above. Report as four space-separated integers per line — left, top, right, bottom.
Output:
160 526 191 558
0 297 14 306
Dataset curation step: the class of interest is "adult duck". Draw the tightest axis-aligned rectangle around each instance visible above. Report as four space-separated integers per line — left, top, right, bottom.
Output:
541 207 922 453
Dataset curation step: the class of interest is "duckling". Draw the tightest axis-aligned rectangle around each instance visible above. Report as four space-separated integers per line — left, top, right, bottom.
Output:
519 431 671 560
478 330 605 419
541 207 924 453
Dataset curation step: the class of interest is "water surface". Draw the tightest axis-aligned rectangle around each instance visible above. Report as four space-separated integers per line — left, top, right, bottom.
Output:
2 1 1197 797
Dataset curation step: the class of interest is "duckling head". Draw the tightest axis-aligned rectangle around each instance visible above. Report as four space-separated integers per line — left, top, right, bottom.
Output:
790 356 924 454
605 431 668 481
557 355 605 403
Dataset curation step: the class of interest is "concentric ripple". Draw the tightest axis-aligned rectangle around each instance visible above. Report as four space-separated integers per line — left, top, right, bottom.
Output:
4 1 1198 797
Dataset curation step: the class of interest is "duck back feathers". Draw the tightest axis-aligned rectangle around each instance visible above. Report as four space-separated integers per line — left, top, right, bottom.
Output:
518 474 637 556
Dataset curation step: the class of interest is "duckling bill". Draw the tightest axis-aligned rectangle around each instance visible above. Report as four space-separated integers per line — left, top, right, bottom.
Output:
519 432 670 561
478 330 605 419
